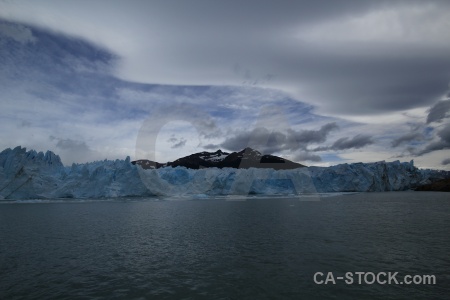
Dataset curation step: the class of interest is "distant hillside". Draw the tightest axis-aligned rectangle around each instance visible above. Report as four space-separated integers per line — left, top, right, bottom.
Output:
132 147 306 170
415 178 450 192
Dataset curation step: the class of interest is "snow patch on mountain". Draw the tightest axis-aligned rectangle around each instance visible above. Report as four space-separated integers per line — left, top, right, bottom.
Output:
202 153 229 162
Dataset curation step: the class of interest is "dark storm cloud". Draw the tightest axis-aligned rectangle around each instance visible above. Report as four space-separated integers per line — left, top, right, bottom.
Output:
158 0 450 116
3 1 450 116
287 123 339 145
332 135 374 150
427 100 450 123
415 123 450 155
220 128 285 153
314 134 374 151
3 1 450 168
438 123 450 143
396 100 450 157
167 137 187 149
297 55 450 115
167 135 187 149
55 138 91 152
391 132 423 148
442 158 450 165
416 140 450 156
220 123 338 153
171 140 186 149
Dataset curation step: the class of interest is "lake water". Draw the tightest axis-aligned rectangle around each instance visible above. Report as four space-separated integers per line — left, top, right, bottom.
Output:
1 192 449 299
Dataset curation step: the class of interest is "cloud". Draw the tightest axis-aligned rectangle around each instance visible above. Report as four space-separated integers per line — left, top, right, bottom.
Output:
220 123 338 153
1 20 339 164
414 123 450 155
391 132 423 147
2 5 449 169
297 3 450 45
18 120 32 128
442 158 450 165
2 1 450 118
314 134 374 151
52 137 100 164
332 135 374 150
146 103 223 140
220 127 283 153
416 140 450 156
202 143 221 150
172 140 186 149
0 21 36 44
438 123 450 143
293 152 322 162
388 99 450 158
287 123 338 146
55 138 90 151
167 136 187 149
426 100 450 123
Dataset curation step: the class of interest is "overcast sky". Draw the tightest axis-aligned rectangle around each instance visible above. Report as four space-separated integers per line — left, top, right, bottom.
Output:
0 0 449 169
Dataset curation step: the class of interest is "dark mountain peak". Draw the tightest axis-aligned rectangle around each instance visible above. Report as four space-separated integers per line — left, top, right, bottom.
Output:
131 159 164 169
222 148 305 169
133 147 306 170
164 149 230 169
215 149 225 155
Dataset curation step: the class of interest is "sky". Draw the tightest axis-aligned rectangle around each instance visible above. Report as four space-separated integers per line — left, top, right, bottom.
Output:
0 0 449 169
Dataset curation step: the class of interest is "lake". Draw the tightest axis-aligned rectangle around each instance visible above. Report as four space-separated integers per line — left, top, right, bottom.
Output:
1 192 449 299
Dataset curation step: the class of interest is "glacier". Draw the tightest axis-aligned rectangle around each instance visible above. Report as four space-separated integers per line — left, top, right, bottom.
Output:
0 146 448 200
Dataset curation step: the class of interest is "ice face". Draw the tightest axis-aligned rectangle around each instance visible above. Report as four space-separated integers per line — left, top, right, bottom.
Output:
0 147 447 200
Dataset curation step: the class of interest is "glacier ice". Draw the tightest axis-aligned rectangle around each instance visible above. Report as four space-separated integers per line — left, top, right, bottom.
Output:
0 146 448 200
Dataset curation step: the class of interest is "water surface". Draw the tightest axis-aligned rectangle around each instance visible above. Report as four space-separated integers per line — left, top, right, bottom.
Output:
1 192 449 299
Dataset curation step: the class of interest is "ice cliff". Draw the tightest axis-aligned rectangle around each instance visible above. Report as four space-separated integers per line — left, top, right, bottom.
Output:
0 146 448 200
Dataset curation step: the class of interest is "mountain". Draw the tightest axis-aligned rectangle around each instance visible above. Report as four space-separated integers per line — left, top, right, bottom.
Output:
131 159 164 169
415 178 450 192
132 147 306 170
218 148 305 169
167 149 230 169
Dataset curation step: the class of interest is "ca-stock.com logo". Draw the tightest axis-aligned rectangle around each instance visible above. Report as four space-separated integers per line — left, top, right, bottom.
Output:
135 103 320 201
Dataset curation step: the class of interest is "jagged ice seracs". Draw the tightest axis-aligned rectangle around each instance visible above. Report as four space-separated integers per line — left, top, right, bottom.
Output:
0 146 447 200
